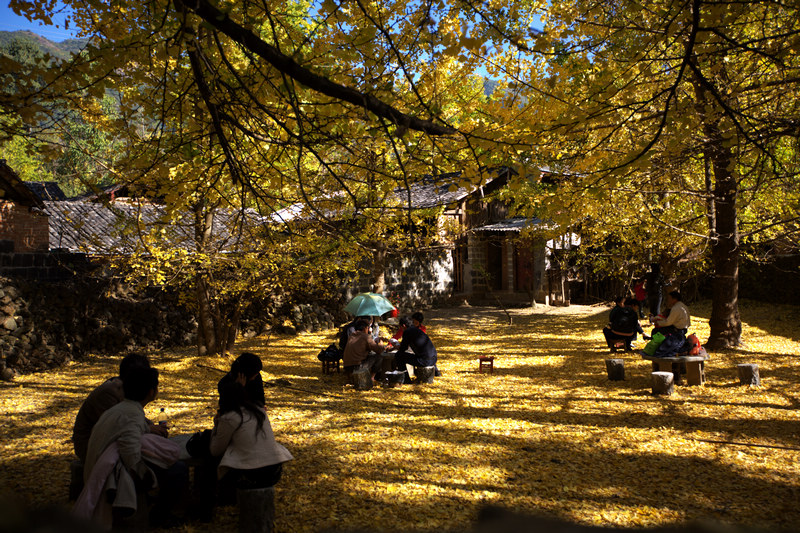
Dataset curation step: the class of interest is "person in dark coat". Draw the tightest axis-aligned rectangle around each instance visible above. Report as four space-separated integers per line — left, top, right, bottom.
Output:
393 318 438 370
608 296 625 326
602 299 644 352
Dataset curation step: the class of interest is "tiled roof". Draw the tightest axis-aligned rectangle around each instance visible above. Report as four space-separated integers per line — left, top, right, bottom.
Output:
395 173 474 209
44 200 267 254
0 161 44 208
270 174 495 223
24 181 68 201
472 217 543 232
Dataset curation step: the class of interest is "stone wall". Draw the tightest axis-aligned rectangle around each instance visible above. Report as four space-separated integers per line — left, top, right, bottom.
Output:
0 276 196 379
0 244 89 280
344 250 456 310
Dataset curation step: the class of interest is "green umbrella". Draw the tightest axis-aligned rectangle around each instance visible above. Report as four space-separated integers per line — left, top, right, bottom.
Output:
344 292 395 317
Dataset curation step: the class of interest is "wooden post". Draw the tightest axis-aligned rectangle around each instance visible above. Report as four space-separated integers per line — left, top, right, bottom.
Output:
237 487 275 533
652 371 674 395
416 366 436 384
605 359 625 381
352 368 373 390
685 361 705 386
737 364 760 386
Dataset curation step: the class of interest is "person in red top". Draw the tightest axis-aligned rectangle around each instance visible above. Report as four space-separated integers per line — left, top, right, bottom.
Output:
633 279 647 318
391 317 409 342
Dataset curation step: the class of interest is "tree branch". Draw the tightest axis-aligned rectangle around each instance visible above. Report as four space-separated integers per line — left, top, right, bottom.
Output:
178 0 457 136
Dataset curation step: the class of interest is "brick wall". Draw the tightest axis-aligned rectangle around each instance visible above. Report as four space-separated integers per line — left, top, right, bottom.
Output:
0 202 49 252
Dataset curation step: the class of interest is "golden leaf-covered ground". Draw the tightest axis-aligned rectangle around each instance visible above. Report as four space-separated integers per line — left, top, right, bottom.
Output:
1 300 799 532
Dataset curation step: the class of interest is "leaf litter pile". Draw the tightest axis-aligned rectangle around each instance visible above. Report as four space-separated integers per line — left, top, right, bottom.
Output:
2 300 800 532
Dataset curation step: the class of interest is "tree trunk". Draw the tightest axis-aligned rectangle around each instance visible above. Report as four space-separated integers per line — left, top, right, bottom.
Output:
371 242 387 294
195 203 221 356
222 306 242 354
690 52 742 349
704 118 742 349
196 275 217 356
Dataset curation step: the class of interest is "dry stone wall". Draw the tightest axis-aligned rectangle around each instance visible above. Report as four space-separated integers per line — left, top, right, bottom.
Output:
0 276 196 380
344 250 455 310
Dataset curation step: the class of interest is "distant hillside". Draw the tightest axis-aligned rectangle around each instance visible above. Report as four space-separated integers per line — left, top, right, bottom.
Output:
0 30 88 63
484 78 499 97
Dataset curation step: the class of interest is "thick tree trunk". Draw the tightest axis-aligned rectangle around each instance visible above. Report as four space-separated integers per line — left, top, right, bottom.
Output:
690 52 742 350
704 123 742 349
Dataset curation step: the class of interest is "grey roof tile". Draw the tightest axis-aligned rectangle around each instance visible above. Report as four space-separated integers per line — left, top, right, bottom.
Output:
44 200 266 254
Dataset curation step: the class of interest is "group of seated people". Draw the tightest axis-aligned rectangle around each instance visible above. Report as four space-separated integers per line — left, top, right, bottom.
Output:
71 352 292 528
603 290 691 354
340 311 438 384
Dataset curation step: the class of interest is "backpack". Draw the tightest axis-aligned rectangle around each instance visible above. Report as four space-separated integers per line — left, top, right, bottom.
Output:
338 321 357 351
686 334 701 355
317 343 342 362
653 331 687 358
612 307 637 334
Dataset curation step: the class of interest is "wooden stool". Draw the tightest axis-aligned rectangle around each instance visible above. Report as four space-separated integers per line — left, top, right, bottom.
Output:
237 486 275 533
478 356 495 374
322 359 340 374
415 366 436 384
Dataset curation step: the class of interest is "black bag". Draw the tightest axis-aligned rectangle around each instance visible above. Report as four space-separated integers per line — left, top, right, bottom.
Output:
317 343 341 362
186 429 213 461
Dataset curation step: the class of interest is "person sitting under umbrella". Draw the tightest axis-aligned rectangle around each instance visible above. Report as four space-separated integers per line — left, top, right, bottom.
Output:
393 316 437 380
342 319 387 382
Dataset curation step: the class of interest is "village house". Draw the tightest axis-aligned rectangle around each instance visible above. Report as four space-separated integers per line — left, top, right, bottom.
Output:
0 160 49 254
273 167 580 306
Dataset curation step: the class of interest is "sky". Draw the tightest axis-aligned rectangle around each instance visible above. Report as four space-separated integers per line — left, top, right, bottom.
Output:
0 1 76 41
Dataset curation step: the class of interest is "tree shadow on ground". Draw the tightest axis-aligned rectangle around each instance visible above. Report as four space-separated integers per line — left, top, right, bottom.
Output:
271 398 800 532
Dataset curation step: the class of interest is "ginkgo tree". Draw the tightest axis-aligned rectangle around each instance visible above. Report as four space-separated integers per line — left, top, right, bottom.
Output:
4 0 799 352
501 0 800 348
2 0 514 354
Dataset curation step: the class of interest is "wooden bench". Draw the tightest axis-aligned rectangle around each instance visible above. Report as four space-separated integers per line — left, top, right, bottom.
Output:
478 356 495 374
641 353 709 386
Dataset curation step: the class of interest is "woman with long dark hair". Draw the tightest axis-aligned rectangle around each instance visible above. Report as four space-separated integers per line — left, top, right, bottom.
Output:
210 379 293 497
217 352 266 406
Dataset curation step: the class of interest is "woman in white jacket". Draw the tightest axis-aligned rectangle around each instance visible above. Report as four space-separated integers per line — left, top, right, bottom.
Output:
210 379 293 502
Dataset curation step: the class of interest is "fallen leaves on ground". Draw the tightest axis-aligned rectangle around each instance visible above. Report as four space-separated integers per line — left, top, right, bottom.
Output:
1 299 799 532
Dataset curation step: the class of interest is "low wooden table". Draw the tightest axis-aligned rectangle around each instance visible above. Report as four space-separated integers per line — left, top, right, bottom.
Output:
641 353 709 386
